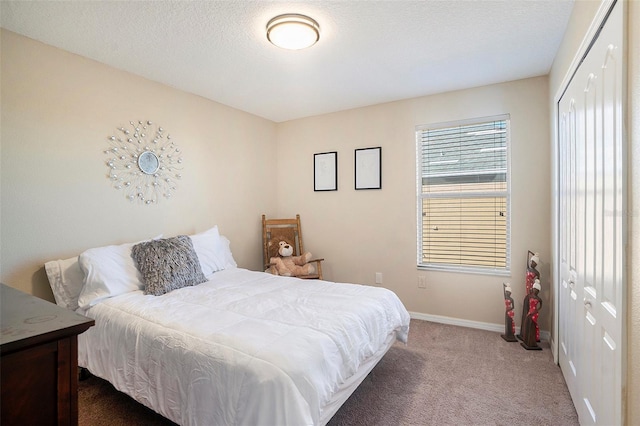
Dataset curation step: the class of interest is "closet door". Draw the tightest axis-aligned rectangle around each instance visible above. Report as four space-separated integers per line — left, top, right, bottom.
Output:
557 1 625 424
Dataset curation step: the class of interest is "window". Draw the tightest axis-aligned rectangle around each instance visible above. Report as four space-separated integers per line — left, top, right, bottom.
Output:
416 115 510 274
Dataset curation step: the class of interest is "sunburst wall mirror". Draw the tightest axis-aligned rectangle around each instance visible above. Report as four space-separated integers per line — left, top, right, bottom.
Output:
104 120 183 204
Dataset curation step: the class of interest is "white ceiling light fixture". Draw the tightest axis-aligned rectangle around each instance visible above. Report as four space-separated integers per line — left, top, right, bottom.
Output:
266 14 320 50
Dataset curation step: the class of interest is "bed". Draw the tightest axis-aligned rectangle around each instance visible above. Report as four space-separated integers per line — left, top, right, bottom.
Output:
45 226 410 426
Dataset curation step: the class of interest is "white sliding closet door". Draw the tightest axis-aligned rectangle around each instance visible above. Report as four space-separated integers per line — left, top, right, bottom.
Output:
557 1 625 425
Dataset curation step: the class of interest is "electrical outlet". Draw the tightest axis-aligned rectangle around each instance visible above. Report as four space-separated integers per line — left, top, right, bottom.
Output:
418 276 427 289
375 272 383 284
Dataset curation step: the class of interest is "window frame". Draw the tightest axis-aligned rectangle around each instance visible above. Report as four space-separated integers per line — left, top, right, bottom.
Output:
415 114 511 276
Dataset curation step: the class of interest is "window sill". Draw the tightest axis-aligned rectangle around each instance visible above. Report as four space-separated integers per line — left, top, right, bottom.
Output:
417 264 511 277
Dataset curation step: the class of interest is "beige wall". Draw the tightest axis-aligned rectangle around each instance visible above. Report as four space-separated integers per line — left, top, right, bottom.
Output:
1 29 553 332
548 0 639 423
8 2 636 420
3 3 636 421
276 76 552 332
0 29 278 299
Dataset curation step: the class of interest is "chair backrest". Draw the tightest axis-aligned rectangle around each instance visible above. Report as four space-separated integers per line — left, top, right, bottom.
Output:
262 214 306 265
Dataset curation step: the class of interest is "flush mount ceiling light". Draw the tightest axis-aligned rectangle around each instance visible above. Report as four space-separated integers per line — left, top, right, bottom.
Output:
266 14 320 50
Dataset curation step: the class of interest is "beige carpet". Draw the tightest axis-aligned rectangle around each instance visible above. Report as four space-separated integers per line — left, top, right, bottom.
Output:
79 319 578 425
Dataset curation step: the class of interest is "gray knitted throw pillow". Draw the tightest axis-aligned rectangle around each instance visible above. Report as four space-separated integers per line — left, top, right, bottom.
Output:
131 235 207 296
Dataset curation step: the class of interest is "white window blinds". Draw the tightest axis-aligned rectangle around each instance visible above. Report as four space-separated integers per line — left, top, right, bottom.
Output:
416 115 510 273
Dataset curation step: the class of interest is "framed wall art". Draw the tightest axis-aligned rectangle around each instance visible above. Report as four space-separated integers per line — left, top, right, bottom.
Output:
314 151 338 191
355 147 382 190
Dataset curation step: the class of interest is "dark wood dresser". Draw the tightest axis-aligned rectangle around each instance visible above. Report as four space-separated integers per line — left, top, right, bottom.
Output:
1 283 94 426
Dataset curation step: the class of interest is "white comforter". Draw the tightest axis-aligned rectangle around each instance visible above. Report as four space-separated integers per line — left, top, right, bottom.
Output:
77 268 410 426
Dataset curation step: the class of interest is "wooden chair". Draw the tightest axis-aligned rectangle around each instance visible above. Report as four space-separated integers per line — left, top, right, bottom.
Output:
262 214 324 280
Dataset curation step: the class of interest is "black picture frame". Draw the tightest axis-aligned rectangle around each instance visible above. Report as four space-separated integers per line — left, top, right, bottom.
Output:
355 147 382 190
314 151 338 191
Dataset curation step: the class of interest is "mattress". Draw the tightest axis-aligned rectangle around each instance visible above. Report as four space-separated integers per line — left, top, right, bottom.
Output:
77 267 410 425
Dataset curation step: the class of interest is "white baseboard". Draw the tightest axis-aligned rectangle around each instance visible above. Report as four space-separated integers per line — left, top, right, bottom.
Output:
408 311 551 342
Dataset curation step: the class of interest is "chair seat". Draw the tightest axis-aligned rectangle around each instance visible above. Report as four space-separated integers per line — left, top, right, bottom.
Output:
297 274 321 280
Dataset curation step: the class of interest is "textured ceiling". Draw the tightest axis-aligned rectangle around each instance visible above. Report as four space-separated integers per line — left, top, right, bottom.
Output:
0 1 574 122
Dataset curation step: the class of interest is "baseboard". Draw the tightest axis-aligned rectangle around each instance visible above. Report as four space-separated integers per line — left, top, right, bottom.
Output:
549 337 558 363
408 311 551 342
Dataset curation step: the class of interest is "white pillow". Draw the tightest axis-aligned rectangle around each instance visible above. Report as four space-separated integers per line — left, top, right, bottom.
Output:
44 256 84 311
190 226 223 276
190 226 237 275
77 236 160 309
216 235 237 270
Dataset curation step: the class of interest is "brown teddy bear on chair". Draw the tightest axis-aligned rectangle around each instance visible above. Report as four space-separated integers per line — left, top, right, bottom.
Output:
266 238 316 277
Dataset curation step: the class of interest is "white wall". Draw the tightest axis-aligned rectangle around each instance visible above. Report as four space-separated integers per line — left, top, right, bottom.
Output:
0 29 278 299
276 76 552 332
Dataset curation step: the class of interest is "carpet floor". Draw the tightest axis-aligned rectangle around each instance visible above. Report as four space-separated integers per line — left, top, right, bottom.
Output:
78 319 579 425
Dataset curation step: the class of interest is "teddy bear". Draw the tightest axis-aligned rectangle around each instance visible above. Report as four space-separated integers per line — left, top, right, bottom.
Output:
266 238 316 277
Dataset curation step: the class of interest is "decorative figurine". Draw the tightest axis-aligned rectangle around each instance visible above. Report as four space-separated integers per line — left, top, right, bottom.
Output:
501 283 517 342
520 279 543 350
517 252 540 341
525 252 541 295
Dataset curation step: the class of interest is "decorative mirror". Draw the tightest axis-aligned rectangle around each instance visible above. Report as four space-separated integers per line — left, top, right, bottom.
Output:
104 120 183 204
138 151 160 175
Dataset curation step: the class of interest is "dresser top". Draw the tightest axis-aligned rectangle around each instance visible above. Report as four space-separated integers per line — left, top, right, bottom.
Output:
1 283 94 354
